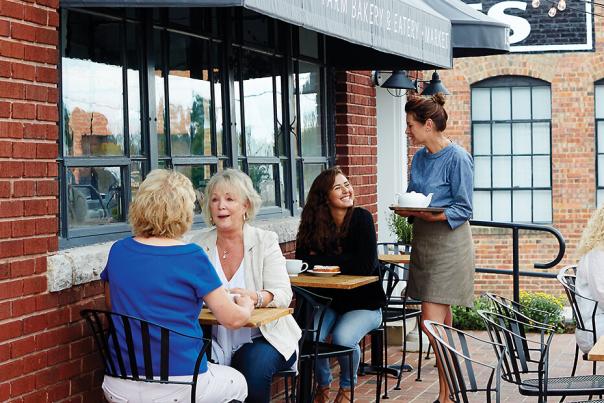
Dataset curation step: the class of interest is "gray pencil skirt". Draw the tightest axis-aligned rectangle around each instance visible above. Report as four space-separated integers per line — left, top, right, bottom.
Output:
407 218 475 308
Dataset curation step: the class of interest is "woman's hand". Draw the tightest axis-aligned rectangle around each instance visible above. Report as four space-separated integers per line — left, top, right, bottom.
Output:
414 211 447 222
230 287 274 308
234 294 254 311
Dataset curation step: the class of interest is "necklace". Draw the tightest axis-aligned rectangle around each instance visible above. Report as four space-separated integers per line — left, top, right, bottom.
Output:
221 249 229 259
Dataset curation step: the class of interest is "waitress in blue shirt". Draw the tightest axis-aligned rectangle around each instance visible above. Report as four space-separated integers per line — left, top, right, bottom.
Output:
398 93 474 403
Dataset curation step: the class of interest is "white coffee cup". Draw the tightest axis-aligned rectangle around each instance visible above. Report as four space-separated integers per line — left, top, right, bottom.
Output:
286 259 309 276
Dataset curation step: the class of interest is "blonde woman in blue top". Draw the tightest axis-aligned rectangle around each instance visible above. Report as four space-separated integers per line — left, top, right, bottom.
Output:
397 94 475 403
100 169 254 403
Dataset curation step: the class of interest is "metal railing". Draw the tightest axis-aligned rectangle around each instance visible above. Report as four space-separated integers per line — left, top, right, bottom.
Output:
470 220 566 303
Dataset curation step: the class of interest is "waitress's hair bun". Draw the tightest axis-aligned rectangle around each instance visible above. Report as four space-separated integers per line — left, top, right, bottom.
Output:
431 93 446 106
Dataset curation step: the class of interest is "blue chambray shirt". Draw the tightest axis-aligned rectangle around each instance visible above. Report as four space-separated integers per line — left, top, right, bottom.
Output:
407 143 474 229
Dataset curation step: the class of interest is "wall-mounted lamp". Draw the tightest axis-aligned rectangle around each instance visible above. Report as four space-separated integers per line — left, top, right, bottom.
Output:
372 70 450 97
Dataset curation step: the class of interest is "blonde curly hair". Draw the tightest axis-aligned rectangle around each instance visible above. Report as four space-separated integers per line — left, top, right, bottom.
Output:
129 169 196 239
576 206 604 257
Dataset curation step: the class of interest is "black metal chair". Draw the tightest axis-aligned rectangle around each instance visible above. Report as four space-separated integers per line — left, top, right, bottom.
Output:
278 286 357 402
479 309 604 402
424 320 506 403
484 292 558 326
558 265 600 377
360 262 423 401
81 309 212 402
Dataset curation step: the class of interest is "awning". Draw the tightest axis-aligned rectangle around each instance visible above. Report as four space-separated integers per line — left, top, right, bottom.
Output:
60 0 453 70
422 0 510 58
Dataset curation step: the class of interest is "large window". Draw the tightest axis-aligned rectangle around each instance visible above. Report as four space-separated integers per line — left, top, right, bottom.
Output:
596 79 604 207
59 8 332 246
471 76 552 223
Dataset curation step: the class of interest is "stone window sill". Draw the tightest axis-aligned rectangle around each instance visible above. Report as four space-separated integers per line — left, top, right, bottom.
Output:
47 217 301 292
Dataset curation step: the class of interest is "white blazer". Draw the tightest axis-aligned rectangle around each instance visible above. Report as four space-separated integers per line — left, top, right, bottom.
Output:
192 224 302 361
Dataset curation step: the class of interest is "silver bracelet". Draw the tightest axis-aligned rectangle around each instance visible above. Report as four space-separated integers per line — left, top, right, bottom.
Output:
255 290 264 308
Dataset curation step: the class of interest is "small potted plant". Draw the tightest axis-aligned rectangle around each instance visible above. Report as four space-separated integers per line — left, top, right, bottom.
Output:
387 212 413 253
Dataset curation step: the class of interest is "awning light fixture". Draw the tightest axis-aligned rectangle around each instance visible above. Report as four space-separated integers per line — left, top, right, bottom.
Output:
373 70 450 97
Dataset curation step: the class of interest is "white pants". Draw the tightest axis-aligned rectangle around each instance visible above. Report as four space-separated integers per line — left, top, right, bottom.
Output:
102 362 248 403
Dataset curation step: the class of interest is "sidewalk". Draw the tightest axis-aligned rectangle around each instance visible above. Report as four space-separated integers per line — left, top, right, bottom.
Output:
272 332 598 403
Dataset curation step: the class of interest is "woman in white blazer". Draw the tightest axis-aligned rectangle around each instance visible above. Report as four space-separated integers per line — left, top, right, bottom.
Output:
192 169 301 403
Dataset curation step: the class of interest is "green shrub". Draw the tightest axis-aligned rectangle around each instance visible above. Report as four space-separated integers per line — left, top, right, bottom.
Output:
387 213 413 244
452 295 490 330
452 291 566 332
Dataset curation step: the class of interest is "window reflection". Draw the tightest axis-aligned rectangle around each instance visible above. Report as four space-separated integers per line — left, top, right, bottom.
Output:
168 33 213 157
242 50 276 157
126 23 143 156
67 167 123 228
299 62 322 156
249 164 277 206
174 164 220 214
62 13 125 157
154 29 168 156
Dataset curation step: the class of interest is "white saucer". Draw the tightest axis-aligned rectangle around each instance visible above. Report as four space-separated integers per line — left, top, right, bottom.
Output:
307 270 341 277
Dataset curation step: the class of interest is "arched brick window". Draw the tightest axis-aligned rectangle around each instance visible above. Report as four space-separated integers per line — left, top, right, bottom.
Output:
471 75 552 223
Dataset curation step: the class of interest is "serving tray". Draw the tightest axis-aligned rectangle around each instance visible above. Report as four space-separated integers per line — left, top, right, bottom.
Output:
389 206 445 213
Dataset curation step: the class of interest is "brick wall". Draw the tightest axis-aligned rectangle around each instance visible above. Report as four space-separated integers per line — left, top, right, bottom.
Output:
334 70 378 220
0 1 107 401
427 12 604 299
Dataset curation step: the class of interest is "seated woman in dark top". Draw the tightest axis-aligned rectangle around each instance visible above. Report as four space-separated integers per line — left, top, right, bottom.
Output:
296 167 386 403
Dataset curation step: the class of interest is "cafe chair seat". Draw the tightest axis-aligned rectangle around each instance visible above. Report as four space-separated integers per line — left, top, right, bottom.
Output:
519 375 604 396
80 308 211 402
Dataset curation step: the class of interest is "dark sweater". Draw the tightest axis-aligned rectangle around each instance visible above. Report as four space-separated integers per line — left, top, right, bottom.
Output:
295 207 386 313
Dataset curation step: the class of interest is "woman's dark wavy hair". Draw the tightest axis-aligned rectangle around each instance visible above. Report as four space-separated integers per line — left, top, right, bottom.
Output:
296 167 354 254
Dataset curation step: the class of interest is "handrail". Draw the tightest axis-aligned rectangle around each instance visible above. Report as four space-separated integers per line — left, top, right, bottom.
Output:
469 220 566 303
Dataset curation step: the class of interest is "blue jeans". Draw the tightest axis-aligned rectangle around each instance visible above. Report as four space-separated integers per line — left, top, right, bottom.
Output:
230 337 296 403
315 307 382 388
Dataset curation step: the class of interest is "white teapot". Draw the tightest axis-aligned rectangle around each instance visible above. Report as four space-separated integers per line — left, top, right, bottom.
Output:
396 191 433 208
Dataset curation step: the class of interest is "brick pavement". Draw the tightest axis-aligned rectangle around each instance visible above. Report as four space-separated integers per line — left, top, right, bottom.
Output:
272 332 600 403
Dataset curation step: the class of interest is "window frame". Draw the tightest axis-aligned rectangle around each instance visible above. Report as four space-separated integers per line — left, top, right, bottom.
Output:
595 78 604 207
471 75 553 223
58 7 334 249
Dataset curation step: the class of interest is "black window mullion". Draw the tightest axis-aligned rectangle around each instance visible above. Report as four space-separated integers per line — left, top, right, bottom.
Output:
145 9 158 171
162 28 172 164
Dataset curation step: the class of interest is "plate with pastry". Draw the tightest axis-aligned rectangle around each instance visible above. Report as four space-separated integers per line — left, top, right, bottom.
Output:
307 265 341 277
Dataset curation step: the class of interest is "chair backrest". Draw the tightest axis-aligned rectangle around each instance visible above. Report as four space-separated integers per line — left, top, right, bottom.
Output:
478 309 555 395
557 265 598 337
81 309 210 398
380 263 402 304
377 242 411 256
483 292 558 330
424 320 505 403
291 286 332 346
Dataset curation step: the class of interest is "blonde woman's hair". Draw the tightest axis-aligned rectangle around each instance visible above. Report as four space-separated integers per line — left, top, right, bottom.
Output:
129 169 196 239
576 206 604 256
202 168 262 226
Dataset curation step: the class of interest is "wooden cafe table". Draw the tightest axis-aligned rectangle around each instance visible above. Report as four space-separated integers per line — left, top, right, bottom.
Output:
588 336 604 361
199 307 293 328
378 253 410 265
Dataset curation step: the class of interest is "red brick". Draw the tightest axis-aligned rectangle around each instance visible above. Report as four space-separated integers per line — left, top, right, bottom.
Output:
11 295 36 316
35 324 83 350
47 161 57 177
35 217 57 234
0 101 10 118
35 66 56 84
10 336 36 358
46 307 69 328
23 161 46 177
0 121 24 138
0 359 24 382
23 4 46 25
24 83 47 101
23 237 48 255
35 293 58 310
13 180 35 197
22 275 46 294
23 313 48 334
35 26 57 46
0 279 23 299
21 352 46 373
0 61 9 77
11 103 36 120
12 219 36 237
47 381 69 401
47 344 69 366
23 199 46 215
0 200 23 218
0 141 10 157
11 62 36 81
69 337 92 359
0 342 9 361
0 263 8 280
0 81 25 100
23 123 48 139
0 39 24 59
48 10 58 27
58 360 82 381
36 180 57 197
0 222 9 238
0 321 23 343
36 142 56 158
12 141 36 158
10 22 35 42
0 1 24 19
23 44 54 64
34 257 47 274
70 374 92 396
0 19 9 37
9 375 35 397
36 104 58 121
